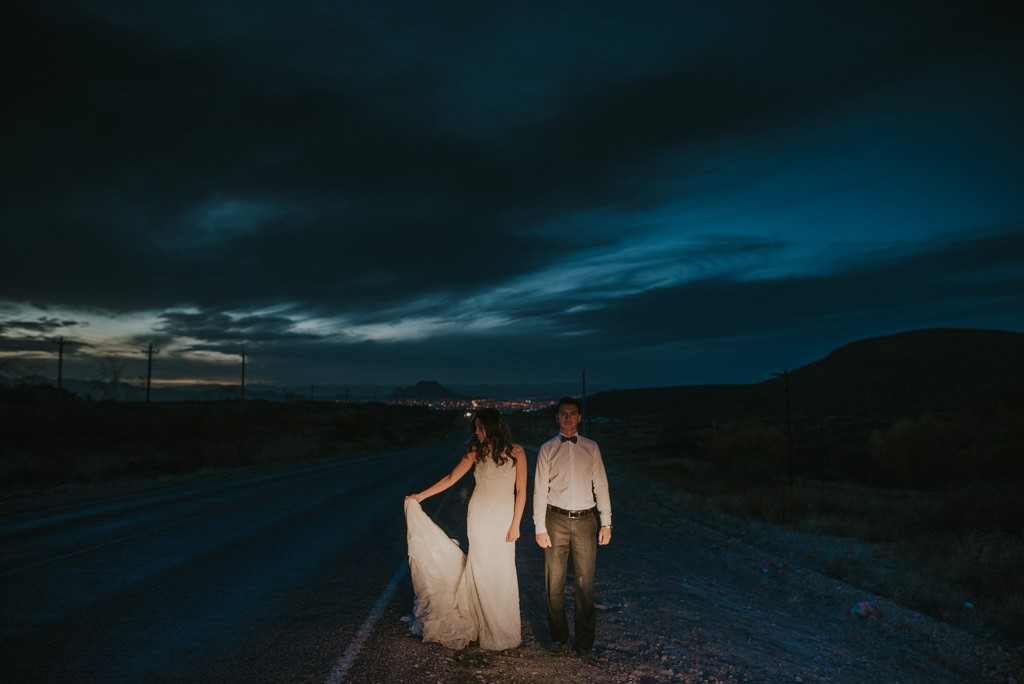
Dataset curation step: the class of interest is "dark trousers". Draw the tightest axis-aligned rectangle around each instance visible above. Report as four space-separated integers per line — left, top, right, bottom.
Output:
543 506 598 652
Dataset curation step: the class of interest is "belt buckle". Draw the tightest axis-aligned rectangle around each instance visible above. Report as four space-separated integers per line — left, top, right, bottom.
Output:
550 504 588 518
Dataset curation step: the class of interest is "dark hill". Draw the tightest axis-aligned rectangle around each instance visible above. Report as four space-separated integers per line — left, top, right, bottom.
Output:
388 380 464 402
776 328 1024 417
587 328 1024 421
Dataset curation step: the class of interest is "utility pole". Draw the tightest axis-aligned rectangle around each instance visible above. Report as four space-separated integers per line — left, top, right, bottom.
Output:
772 369 795 488
52 337 68 390
581 368 591 435
142 343 160 403
240 349 247 402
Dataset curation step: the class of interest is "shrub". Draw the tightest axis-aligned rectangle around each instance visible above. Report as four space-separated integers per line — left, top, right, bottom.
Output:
869 413 979 487
699 422 787 484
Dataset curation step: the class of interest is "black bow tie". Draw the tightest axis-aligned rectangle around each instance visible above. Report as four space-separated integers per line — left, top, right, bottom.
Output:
560 435 578 444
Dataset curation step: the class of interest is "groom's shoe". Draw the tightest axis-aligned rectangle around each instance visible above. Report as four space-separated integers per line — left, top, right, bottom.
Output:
548 641 570 656
576 648 599 666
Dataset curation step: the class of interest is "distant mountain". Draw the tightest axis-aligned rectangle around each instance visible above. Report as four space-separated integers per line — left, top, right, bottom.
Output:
7 329 1021 414
449 382 580 401
587 328 1024 421
388 380 464 402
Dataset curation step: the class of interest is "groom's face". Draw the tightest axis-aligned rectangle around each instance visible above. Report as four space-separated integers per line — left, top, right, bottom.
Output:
556 405 581 436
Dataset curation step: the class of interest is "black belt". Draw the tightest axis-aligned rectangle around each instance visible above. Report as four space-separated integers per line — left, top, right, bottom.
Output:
548 504 594 519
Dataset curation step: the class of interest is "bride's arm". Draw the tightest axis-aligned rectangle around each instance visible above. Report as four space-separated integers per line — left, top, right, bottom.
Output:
407 451 474 503
506 445 528 542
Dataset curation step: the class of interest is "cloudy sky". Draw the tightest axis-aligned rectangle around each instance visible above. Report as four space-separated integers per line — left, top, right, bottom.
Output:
2 1 1022 394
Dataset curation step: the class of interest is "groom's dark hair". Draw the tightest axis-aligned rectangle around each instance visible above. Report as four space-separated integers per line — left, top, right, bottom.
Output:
556 396 581 414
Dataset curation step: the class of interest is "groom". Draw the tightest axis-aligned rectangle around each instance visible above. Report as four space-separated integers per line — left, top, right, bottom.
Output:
533 396 612 665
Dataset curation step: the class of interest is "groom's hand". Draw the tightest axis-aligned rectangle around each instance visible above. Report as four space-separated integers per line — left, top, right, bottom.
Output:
535 532 552 548
598 526 612 545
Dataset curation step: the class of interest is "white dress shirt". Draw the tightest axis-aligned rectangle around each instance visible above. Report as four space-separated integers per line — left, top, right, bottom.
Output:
533 433 612 534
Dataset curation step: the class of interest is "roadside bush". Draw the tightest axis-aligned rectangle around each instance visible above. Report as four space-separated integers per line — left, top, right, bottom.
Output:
699 422 787 484
869 413 977 487
588 412 1024 647
0 391 460 488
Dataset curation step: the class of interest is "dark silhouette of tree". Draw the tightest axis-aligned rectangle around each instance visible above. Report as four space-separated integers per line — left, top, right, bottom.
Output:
91 355 126 401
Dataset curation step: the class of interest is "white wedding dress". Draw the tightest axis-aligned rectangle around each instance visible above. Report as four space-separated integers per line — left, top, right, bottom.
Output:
405 455 521 651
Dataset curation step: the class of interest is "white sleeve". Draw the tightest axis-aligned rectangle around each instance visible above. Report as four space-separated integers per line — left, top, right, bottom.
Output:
591 445 612 528
533 442 551 534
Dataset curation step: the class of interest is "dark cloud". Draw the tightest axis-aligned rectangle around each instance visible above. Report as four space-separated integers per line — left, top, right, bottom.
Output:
154 309 317 346
568 225 1024 347
0 315 88 353
2 1 1022 388
143 225 1022 387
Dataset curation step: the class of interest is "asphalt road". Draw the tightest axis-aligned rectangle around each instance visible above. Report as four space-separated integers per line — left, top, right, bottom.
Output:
0 438 465 683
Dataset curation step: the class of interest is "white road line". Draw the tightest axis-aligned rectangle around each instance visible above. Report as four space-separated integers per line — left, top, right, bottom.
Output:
326 491 452 684
325 560 408 684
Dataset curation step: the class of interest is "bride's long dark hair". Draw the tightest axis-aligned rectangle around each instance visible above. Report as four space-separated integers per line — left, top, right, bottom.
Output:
469 408 516 466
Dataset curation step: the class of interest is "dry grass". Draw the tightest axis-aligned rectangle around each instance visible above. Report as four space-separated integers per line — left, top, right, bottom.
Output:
0 390 462 488
571 415 1024 649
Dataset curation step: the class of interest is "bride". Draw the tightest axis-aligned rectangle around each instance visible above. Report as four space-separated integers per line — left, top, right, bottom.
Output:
404 408 527 651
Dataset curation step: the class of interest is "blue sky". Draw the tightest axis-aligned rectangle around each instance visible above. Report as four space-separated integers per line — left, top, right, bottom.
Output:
2 1 1022 393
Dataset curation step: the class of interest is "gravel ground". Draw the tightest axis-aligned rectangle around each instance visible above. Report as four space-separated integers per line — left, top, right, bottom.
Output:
345 466 1024 683
6 447 1021 683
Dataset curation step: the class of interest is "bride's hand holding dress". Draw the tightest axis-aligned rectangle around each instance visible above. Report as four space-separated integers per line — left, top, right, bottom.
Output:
404 412 527 651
